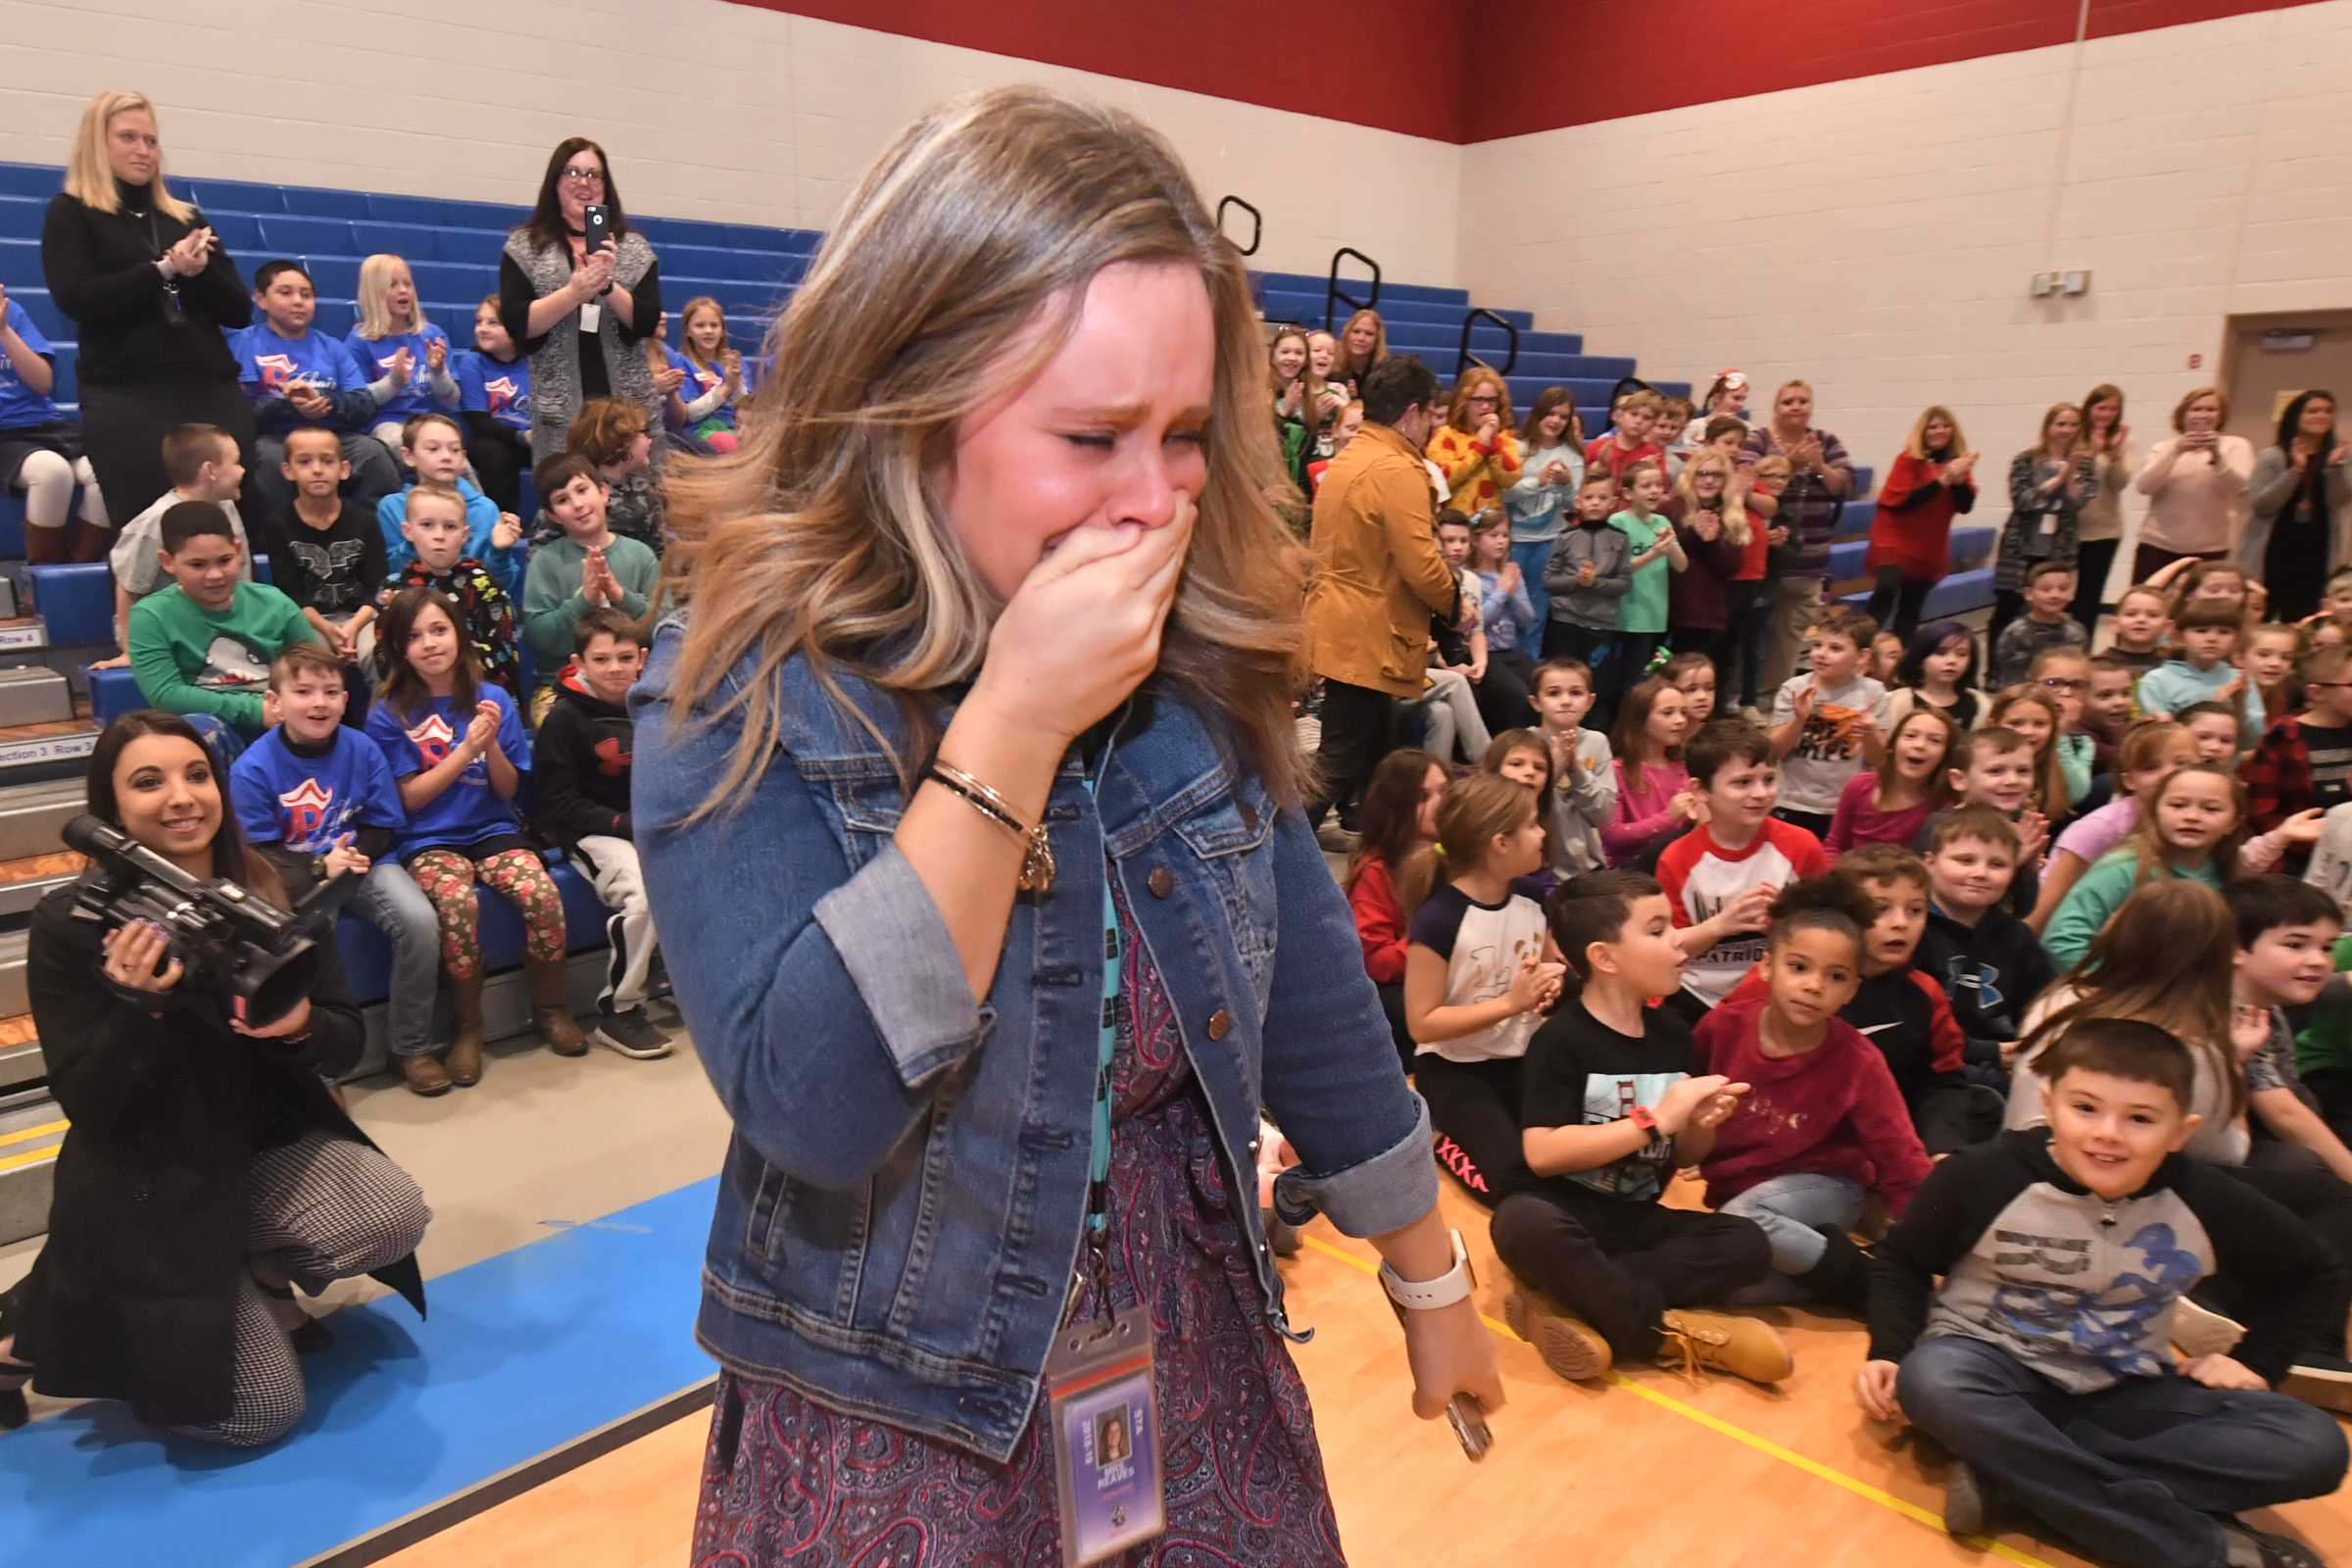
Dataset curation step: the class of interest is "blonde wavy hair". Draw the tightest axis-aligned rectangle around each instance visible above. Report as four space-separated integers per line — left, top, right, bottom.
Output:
659 87 1308 816
355 254 427 341
64 91 194 222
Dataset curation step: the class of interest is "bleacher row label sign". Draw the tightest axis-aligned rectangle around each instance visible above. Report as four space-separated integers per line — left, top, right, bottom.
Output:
0 627 46 652
0 731 95 770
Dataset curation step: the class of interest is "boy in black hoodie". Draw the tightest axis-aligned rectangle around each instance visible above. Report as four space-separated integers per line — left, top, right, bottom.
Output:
536 608 670 1060
1858 1019 2347 1567
1913 807 2055 1090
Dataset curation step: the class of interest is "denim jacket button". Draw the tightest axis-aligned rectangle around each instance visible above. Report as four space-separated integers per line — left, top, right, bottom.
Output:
1206 1007 1233 1041
1147 865 1174 899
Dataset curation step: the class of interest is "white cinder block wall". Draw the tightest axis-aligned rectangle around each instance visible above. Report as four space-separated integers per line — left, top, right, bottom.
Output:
1459 0 2352 541
0 0 1463 287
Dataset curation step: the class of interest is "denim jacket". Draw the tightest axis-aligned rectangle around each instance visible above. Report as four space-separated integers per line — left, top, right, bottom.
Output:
631 621 1439 1461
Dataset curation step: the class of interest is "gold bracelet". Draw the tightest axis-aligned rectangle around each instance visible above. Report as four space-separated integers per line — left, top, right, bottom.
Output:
927 760 1056 895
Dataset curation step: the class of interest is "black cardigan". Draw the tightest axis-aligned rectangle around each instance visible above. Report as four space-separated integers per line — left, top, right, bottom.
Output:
7 883 423 1429
39 183 251 386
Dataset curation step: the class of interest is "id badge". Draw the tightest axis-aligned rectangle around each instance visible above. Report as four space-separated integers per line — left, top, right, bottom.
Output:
2038 513 2057 536
1047 1303 1164 1566
578 302 603 333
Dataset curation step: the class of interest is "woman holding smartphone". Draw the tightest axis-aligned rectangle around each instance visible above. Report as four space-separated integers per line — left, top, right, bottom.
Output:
40 90 255 552
638 87 1500 1563
499 137 663 466
2134 386 2256 580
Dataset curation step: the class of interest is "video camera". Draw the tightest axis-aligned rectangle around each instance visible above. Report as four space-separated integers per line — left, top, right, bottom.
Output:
66 814 350 1026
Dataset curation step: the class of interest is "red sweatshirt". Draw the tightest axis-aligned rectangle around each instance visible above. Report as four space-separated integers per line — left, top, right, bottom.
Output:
1691 995 1933 1215
1348 854 1408 984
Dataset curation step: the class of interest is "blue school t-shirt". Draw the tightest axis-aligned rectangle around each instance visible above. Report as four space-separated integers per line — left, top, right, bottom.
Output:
231 324 375 429
454 350 531 433
0 300 64 429
230 725 408 856
344 323 455 420
679 355 737 430
365 682 530 855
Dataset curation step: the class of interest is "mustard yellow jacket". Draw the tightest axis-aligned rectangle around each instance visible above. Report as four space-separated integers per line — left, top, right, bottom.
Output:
1306 422 1460 698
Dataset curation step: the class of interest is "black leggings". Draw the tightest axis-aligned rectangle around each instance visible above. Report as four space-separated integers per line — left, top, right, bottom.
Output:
466 425 530 515
1473 651 1537 738
1376 981 1415 1076
1491 1190 1772 1361
1413 1053 1529 1208
2207 1143 2352 1358
1866 566 1936 644
79 374 258 533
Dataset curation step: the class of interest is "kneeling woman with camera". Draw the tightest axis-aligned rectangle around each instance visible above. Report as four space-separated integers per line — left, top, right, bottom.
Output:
0 712 430 1445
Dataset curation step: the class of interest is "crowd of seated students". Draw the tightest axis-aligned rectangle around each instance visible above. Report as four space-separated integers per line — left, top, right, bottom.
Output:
1303 330 2352 1563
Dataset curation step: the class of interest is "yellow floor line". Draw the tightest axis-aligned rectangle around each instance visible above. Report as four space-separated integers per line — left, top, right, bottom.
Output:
0 1119 66 1151
1296 1231 2060 1568
0 1143 60 1174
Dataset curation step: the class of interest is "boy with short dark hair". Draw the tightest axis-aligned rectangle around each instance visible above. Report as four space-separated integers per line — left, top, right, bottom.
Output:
2178 698 2248 764
1859 1018 2350 1565
2140 599 2264 744
127 502 320 743
2244 642 2352 837
231 258 402 512
1541 471 1631 676
1493 869 1787 1386
1655 721 1829 1019
533 608 671 1059
254 424 386 669
375 411 522 594
1988 561 2086 689
1769 604 1888 839
384 483 520 696
1915 806 2053 1083
230 641 449 1093
521 452 659 719
1914 727 2047 918
105 422 254 661
1532 657 1614 874
1694 876 1934 1311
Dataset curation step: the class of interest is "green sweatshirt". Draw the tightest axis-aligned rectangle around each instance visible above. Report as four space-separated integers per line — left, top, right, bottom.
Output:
520 532 658 683
126 581 320 735
2040 847 2224 973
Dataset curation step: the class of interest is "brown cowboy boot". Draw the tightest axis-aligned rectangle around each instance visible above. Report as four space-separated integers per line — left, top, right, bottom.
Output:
443 967 486 1086
399 1051 452 1097
22 523 67 565
526 954 588 1056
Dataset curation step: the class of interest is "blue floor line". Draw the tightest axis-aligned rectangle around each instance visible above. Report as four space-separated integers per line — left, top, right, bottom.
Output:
0 1176 721 1568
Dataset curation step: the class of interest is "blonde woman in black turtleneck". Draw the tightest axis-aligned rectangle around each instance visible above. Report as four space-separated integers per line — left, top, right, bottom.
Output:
39 91 254 557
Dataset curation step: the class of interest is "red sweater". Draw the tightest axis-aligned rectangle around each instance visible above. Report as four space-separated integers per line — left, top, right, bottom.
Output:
1864 451 1978 582
1348 854 1409 984
1691 995 1933 1215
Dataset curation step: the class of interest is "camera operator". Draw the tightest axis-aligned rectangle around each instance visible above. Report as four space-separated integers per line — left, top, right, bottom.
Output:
0 711 428 1445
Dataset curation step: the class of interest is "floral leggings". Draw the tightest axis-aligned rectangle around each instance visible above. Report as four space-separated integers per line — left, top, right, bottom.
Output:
406 848 567 980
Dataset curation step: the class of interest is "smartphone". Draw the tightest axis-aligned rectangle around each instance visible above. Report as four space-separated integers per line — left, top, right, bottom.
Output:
582 203 612 256
1446 1394 1493 1462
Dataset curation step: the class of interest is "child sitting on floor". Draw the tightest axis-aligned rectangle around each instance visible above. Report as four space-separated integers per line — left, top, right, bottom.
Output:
1494 869 1789 1388
1917 726 2048 921
1692 874 1934 1311
1768 605 1889 840
2030 718 2199 930
1917 807 2053 1085
1825 705 1956 854
1858 1018 2348 1566
1531 657 1614 875
1345 749 1447 1072
1404 772 1566 1205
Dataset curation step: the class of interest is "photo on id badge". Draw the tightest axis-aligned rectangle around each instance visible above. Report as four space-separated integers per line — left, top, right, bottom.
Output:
1058 1379 1162 1562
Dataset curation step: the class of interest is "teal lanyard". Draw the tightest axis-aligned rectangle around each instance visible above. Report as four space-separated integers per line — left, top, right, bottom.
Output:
1085 777 1118 1242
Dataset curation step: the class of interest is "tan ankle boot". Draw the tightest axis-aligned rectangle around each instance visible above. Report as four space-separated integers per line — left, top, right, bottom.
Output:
444 968 486 1085
399 1051 452 1096
526 955 588 1056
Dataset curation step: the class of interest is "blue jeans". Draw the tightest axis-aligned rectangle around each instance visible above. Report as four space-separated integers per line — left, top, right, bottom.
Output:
1717 1171 1864 1302
1897 1334 2348 1568
179 711 246 765
1510 537 1557 628
346 860 441 1059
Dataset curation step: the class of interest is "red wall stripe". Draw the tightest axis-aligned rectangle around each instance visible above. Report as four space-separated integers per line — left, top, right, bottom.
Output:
731 0 2328 143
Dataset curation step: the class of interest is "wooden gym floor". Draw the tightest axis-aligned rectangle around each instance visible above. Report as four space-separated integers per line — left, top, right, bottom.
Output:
376 1175 2352 1568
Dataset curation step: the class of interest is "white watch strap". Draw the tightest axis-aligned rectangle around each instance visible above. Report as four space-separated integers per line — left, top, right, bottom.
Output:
1379 1228 1473 1311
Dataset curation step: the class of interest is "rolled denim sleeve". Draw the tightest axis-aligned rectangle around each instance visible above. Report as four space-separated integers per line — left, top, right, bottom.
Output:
1258 804 1441 1239
812 841 992 1090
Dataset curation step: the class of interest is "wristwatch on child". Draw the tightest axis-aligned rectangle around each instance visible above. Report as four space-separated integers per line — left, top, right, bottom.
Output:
1379 1228 1474 1311
1629 1103 1664 1147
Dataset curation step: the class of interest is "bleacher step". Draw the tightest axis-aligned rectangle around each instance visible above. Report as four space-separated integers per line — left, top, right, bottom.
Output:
0 785 81 865
0 667 73 728
0 718 98 787
0 852 81 921
0 1083 64 1249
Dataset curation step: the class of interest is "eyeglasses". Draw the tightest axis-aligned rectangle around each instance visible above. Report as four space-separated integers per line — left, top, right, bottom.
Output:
561 167 606 186
2040 677 2088 693
1467 395 1498 406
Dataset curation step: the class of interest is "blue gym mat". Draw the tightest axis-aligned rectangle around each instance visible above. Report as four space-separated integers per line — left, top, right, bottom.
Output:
0 1176 722 1568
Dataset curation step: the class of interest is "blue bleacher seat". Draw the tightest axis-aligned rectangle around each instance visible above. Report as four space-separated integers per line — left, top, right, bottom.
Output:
26 563 114 646
86 666 142 725
0 496 24 560
0 165 57 200
258 214 357 256
365 193 455 228
353 221 438 262
0 196 41 241
253 552 272 586
277 185 371 220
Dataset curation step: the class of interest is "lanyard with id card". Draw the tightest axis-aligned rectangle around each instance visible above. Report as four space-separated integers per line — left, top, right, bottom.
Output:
1046 802 1166 1565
